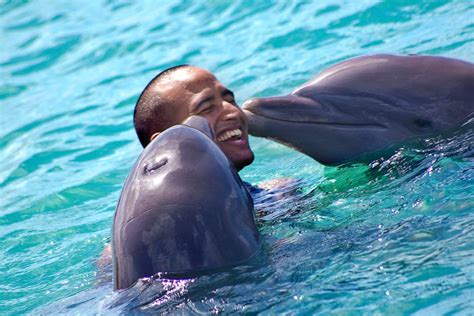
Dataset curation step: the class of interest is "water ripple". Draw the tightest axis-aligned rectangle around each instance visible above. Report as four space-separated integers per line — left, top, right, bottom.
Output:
1 0 473 314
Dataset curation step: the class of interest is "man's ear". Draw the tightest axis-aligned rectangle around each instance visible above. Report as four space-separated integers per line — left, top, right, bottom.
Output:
150 132 160 142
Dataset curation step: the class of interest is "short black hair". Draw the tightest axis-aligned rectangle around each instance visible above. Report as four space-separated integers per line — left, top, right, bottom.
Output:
134 64 191 147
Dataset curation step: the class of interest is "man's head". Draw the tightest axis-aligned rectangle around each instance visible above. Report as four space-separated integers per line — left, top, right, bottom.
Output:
134 65 254 171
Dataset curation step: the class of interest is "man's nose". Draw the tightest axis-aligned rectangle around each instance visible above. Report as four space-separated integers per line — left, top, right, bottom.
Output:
220 100 239 121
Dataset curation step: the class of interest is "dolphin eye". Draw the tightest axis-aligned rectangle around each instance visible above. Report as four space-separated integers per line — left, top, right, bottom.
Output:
413 118 432 129
143 157 168 175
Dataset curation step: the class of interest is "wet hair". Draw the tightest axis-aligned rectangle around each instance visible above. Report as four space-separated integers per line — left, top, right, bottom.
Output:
133 64 191 147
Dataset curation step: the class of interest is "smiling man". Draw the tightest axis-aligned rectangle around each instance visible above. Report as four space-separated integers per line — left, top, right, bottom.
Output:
134 65 254 171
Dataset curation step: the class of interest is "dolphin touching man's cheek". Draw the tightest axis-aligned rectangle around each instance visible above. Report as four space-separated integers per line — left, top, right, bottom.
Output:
112 116 260 290
243 54 474 165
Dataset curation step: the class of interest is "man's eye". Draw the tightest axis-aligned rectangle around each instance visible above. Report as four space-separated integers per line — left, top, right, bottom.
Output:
200 105 213 113
225 97 237 104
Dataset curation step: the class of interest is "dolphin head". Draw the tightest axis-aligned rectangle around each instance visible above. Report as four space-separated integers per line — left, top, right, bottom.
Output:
243 55 474 165
242 93 417 165
112 116 260 290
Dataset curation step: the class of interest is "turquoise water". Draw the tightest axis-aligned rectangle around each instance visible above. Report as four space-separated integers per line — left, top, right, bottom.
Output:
1 0 473 314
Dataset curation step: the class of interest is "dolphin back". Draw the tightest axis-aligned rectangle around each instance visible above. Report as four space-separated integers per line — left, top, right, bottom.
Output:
112 116 259 290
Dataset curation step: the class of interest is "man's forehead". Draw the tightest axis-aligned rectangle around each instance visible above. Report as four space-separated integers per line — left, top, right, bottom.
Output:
157 67 219 93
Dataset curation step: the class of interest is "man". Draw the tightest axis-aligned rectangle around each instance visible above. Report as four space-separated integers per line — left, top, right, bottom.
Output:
133 64 254 171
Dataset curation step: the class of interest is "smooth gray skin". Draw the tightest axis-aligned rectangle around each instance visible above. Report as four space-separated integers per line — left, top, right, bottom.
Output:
112 116 260 290
243 54 474 165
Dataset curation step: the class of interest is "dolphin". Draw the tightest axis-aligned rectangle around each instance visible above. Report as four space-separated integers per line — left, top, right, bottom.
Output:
243 54 474 165
112 116 260 290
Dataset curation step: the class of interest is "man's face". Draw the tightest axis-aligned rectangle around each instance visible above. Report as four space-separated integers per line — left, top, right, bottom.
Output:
154 67 254 171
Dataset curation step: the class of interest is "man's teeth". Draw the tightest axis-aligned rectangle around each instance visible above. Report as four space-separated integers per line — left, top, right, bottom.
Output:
217 129 242 142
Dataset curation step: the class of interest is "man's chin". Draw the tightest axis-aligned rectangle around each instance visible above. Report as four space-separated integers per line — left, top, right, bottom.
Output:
218 139 254 170
231 151 254 171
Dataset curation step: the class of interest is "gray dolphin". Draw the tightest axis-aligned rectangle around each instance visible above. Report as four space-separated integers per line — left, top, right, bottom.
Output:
243 54 474 165
112 116 260 290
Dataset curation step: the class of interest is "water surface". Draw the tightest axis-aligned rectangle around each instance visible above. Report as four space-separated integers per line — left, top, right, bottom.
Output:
1 0 473 314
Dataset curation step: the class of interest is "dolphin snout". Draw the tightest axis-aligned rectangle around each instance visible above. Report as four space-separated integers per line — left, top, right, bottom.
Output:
242 98 259 113
242 99 264 136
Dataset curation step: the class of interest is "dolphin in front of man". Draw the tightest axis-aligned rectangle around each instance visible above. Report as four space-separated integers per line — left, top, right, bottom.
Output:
112 116 260 290
243 54 474 165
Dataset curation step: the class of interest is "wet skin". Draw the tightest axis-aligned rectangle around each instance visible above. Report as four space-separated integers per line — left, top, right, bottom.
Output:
243 54 474 165
152 67 254 171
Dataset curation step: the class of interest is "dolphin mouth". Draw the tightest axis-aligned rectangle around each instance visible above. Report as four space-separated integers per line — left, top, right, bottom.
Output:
243 109 387 129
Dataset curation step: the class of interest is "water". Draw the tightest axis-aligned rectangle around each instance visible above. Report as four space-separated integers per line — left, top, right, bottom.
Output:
1 0 473 314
